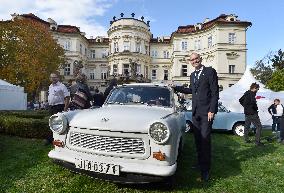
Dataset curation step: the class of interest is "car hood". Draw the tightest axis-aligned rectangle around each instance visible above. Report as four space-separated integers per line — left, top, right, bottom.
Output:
66 105 174 133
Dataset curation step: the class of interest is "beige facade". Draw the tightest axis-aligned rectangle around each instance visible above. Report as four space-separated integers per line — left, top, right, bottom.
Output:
14 13 251 91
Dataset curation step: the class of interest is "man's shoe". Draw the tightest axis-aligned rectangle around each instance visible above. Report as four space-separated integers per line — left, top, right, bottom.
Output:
255 142 264 146
201 171 209 182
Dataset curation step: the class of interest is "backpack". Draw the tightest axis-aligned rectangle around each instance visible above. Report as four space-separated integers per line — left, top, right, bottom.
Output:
72 89 89 109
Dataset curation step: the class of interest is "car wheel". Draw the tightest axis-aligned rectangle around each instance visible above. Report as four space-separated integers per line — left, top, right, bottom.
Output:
185 121 192 133
233 123 245 137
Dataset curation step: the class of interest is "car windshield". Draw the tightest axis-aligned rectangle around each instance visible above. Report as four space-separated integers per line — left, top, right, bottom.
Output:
106 86 171 107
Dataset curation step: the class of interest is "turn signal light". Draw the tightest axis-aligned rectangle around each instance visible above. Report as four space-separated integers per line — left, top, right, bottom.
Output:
52 140 64 147
153 151 166 161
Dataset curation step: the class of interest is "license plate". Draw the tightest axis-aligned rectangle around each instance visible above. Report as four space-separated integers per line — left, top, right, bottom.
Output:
75 158 120 176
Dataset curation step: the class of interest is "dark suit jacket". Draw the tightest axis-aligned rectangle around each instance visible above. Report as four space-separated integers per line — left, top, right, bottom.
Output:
175 66 219 115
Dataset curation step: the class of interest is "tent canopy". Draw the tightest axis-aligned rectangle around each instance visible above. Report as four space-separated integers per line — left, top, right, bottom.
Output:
0 79 27 110
220 68 284 126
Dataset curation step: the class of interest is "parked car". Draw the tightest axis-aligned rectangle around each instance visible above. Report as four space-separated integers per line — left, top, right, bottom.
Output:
184 101 246 136
48 83 186 184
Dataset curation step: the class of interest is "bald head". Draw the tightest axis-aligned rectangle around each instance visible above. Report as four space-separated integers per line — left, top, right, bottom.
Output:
186 52 202 69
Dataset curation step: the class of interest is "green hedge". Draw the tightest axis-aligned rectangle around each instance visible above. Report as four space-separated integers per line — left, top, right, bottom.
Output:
0 113 50 139
0 110 49 119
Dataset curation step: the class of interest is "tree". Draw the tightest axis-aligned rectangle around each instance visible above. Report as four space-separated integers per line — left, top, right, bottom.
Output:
267 69 284 91
250 52 273 85
271 49 284 70
0 17 66 98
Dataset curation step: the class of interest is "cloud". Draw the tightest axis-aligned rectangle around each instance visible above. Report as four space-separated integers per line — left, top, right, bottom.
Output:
0 0 116 37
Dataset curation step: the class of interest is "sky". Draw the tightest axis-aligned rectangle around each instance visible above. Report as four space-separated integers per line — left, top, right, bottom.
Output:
1 0 284 66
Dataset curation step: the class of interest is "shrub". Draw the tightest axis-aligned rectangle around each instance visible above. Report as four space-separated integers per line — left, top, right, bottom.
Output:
0 115 50 139
0 110 49 119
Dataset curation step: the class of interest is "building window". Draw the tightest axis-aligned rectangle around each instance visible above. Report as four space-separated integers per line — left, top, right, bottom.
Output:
194 40 201 50
208 36 212 48
229 65 235 74
163 50 170 59
181 65 187 76
123 64 129 75
90 72 95 80
151 69 157 80
113 64 118 76
91 50 95 59
123 41 130 51
164 70 168 80
145 45 149 55
114 42 119 52
136 64 141 75
101 71 107 80
229 33 236 44
102 50 107 58
151 50 158 58
64 41 71 51
181 41 188 51
135 42 141 52
79 44 82 54
64 63 71 76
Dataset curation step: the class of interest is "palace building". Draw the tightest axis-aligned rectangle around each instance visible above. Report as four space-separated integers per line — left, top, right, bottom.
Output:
10 13 252 91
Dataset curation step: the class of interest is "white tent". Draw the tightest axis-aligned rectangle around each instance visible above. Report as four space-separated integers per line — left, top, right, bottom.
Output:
220 68 284 126
0 79 27 110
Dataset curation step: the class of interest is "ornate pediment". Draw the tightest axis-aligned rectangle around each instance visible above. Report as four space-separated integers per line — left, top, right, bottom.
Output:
226 52 240 60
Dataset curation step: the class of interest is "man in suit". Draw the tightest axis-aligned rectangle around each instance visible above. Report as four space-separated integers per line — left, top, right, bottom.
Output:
173 52 219 181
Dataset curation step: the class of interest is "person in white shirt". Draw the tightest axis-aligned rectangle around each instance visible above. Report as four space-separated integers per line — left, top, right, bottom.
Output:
45 73 70 145
48 72 70 115
268 99 284 133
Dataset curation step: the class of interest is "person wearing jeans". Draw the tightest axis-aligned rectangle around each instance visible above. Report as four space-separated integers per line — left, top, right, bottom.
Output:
268 99 284 133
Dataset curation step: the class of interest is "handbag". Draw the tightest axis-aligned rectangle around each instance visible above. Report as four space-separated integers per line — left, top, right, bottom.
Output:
72 89 88 109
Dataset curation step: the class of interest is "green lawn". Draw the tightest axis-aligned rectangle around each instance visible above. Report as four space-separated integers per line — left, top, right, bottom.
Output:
0 133 283 193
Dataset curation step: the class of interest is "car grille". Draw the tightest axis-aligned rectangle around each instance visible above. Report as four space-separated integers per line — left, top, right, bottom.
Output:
69 131 145 154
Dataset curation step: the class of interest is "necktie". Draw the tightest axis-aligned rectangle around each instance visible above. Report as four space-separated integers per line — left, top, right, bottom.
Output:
194 70 200 83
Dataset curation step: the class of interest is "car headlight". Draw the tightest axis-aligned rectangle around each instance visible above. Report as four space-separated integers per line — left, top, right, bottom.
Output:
149 122 170 144
49 114 68 134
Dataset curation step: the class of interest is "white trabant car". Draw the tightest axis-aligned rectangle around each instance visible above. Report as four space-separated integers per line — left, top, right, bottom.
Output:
48 83 186 183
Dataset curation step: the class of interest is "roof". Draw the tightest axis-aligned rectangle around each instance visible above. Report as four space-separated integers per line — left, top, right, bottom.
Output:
20 13 82 34
175 14 252 34
0 79 15 86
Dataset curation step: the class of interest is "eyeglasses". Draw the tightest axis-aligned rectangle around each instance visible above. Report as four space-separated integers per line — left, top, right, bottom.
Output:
188 57 200 62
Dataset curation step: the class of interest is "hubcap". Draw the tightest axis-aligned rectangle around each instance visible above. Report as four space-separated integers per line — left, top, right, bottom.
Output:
235 125 245 136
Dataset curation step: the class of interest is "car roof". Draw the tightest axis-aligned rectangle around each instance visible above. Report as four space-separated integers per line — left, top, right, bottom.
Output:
120 82 170 88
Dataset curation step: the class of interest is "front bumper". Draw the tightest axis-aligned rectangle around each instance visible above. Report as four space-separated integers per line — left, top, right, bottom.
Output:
48 148 177 184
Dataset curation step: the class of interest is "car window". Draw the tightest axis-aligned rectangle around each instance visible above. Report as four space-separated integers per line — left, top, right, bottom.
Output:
218 104 229 112
106 86 172 107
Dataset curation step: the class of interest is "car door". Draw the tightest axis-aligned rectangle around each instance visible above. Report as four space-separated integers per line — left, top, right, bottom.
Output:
212 105 230 130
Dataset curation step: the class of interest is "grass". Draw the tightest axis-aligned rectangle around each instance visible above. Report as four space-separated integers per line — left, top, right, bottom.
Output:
0 132 284 193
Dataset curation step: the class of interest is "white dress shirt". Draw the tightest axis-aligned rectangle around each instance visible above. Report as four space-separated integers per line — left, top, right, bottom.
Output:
48 82 70 106
275 104 284 117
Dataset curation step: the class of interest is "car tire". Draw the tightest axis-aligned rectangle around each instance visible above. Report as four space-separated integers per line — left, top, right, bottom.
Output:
185 121 192 133
233 123 245 137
